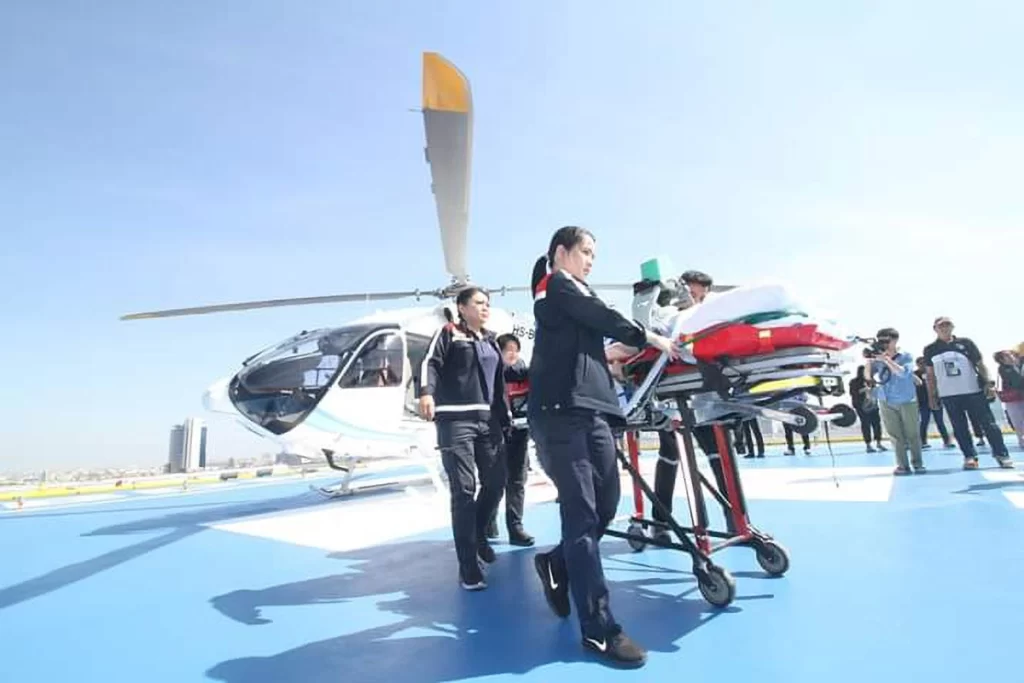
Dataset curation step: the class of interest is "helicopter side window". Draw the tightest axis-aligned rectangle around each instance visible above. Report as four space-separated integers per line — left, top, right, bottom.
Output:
406 333 432 394
338 332 406 389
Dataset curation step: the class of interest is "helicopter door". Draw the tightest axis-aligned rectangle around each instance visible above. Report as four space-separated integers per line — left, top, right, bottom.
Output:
314 326 409 438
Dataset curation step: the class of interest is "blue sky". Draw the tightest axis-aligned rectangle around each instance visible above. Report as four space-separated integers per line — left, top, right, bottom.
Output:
3 1 1023 470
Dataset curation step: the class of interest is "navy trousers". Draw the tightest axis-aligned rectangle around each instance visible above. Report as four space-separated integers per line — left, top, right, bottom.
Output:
436 419 507 579
531 409 620 640
941 392 1008 460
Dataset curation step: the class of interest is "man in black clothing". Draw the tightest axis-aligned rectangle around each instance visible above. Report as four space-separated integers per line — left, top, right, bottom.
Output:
651 269 737 539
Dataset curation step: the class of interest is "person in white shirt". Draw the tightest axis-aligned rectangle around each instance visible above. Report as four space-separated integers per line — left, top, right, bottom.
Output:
923 316 1013 470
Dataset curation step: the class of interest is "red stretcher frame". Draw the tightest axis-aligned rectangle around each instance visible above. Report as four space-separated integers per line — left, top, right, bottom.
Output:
603 420 791 609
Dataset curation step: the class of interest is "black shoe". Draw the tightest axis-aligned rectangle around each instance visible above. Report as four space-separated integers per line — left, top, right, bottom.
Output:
477 541 496 564
508 527 535 547
533 552 570 618
459 565 487 591
582 630 647 668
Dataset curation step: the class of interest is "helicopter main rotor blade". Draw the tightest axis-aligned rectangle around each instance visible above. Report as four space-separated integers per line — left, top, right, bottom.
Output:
120 290 434 321
423 52 472 284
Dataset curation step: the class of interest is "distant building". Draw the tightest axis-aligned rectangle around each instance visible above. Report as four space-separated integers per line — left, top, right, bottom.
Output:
168 418 208 473
168 425 185 473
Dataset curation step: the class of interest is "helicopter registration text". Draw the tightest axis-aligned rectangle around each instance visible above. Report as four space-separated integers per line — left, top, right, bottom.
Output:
511 324 535 340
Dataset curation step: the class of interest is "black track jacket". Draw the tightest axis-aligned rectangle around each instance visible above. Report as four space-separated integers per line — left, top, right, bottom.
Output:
528 269 647 420
420 321 511 427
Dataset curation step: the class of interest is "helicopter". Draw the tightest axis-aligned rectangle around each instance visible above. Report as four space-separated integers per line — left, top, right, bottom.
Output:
119 52 645 498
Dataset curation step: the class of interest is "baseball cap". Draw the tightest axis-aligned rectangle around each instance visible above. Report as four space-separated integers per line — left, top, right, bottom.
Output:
680 270 713 287
933 316 953 327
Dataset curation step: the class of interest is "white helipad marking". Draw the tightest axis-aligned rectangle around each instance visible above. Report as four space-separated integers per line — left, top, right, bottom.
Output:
629 456 895 503
981 470 1024 508
737 466 895 502
209 491 455 552
210 465 896 551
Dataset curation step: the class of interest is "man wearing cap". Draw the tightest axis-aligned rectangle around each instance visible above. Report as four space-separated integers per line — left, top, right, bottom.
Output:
679 270 714 305
923 317 1014 470
651 269 737 542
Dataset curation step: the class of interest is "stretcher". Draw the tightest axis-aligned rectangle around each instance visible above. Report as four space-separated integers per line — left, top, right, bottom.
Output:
616 279 859 435
600 278 859 608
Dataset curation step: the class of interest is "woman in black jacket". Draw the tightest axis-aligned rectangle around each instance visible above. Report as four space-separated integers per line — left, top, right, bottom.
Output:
485 333 535 547
419 286 511 591
528 225 676 668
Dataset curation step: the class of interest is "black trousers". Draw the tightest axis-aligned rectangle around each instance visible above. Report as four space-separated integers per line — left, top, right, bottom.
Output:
654 425 736 533
918 404 950 443
436 419 507 578
784 424 811 450
531 409 620 640
855 408 882 445
489 427 529 532
739 420 764 455
941 392 1008 460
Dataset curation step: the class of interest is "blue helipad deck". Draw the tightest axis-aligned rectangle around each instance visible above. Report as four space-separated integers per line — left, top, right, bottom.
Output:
2 443 1021 682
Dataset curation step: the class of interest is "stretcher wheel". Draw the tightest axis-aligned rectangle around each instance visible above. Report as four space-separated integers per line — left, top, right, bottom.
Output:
755 540 790 577
789 406 818 435
626 523 647 552
828 404 857 428
697 565 736 608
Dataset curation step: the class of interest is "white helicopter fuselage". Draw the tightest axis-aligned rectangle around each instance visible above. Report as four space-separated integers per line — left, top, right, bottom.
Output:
203 302 537 470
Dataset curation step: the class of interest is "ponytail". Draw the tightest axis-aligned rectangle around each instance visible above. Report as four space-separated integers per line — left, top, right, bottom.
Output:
531 255 549 299
532 225 595 299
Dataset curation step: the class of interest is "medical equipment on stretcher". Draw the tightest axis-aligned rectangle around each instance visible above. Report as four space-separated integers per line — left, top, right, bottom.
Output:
617 279 859 434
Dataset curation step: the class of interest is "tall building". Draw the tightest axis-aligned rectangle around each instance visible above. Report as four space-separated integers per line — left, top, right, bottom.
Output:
168 418 208 473
168 424 186 473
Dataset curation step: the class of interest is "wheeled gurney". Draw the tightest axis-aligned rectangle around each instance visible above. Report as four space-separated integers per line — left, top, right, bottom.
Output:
600 278 859 607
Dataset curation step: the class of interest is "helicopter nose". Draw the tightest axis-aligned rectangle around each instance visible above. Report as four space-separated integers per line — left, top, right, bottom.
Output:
202 377 235 414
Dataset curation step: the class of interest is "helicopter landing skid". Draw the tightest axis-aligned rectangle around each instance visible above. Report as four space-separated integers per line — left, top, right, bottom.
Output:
310 450 357 498
310 446 449 500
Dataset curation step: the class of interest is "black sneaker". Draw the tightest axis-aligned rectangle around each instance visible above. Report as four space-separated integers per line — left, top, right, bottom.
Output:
582 630 647 668
459 565 487 591
508 527 535 547
477 541 496 564
533 552 570 618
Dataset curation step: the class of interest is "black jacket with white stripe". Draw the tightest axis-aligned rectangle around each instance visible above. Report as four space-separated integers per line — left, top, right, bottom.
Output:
420 320 511 427
529 269 648 420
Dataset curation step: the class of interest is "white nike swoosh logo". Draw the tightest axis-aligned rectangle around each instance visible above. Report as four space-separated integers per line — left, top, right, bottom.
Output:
585 638 607 652
547 566 558 591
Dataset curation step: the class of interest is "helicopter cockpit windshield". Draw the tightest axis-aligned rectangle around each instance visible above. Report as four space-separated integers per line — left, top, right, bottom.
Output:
228 324 386 435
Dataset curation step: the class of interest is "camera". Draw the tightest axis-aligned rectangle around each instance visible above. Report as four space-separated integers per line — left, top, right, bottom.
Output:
861 337 890 359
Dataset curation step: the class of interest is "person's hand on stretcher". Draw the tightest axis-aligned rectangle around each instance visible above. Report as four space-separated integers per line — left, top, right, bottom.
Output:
606 331 679 380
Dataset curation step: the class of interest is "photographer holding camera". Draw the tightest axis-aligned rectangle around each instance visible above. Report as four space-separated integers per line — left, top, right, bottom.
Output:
866 328 925 474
